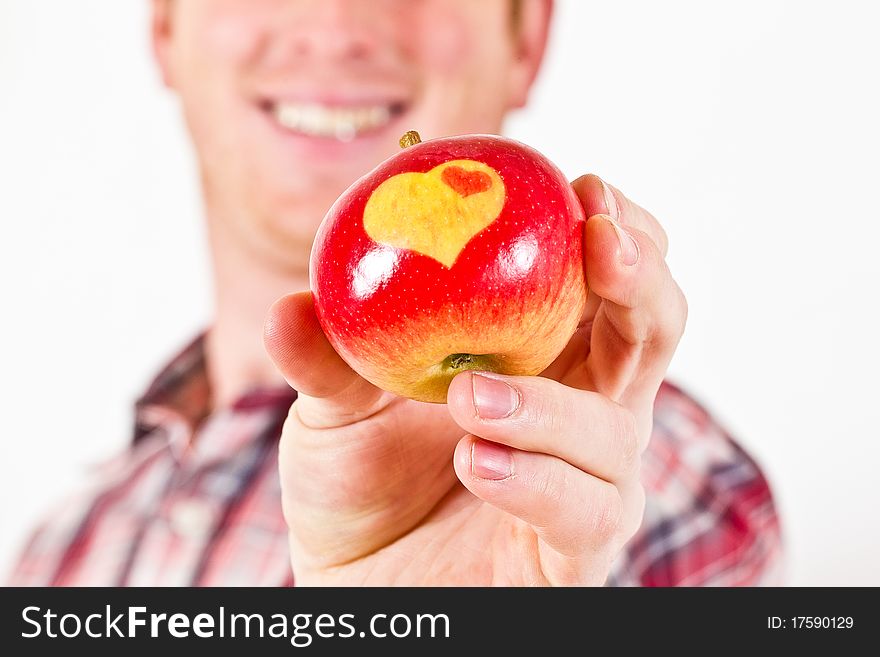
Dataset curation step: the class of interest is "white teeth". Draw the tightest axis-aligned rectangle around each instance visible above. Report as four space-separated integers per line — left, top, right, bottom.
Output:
272 102 393 140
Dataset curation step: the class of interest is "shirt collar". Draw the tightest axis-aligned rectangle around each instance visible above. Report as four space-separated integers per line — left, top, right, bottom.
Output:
133 333 297 454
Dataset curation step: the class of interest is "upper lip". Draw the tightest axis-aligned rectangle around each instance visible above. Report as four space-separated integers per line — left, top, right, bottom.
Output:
261 96 409 113
256 82 413 108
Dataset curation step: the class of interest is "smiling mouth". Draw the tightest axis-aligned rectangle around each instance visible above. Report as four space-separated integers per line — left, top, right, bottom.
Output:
267 100 408 141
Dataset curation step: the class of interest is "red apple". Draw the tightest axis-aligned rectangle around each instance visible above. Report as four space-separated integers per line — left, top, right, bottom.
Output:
310 131 587 403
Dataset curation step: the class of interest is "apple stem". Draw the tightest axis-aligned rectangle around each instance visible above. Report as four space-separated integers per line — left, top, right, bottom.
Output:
399 130 422 149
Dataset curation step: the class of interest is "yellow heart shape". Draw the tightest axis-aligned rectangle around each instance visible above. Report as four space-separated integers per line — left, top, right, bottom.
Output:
363 159 506 268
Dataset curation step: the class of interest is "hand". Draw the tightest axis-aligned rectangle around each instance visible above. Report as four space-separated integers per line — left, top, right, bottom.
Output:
264 175 686 585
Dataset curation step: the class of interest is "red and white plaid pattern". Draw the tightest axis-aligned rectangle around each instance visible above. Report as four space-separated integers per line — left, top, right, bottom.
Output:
8 336 782 586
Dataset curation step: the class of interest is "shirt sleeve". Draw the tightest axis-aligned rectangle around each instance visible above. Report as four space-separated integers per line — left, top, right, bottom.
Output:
608 382 783 587
6 501 91 586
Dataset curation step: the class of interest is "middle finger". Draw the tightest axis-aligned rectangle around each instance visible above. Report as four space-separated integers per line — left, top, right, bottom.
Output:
446 371 641 484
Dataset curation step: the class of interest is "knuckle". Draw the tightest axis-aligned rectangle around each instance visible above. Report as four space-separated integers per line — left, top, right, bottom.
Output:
655 223 669 256
676 285 689 334
633 484 647 528
532 462 568 507
651 280 688 349
621 484 647 543
585 485 622 543
614 409 641 476
630 201 667 256
530 384 569 438
665 281 688 338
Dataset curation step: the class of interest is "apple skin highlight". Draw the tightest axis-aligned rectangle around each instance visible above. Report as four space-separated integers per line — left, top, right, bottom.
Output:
310 133 587 403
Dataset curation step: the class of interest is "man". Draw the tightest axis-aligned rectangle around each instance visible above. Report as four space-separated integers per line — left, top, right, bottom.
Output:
10 0 780 586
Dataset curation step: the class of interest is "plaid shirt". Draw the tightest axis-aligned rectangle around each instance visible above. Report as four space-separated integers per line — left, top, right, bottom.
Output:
9 335 782 586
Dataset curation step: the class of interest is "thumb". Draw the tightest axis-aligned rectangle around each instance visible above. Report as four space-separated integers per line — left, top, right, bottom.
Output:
263 291 385 428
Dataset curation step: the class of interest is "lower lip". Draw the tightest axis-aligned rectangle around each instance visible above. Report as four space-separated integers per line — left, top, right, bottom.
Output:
260 106 408 160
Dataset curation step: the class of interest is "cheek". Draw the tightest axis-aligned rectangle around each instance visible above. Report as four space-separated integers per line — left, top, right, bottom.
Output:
411 5 472 75
172 5 269 144
407 2 513 129
179 2 268 73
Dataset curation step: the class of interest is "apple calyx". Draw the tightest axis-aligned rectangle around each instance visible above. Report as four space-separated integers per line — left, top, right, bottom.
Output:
442 353 502 373
438 352 502 382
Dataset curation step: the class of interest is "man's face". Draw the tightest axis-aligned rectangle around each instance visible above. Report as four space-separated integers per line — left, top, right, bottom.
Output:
153 0 547 269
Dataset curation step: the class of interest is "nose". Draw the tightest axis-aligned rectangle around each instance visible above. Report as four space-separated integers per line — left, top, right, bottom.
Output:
284 0 381 62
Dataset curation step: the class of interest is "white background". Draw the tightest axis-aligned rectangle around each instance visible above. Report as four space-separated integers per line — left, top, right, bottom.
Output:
1 1 878 585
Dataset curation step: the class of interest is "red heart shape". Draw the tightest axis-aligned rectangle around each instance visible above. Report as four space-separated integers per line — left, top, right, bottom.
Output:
441 165 493 197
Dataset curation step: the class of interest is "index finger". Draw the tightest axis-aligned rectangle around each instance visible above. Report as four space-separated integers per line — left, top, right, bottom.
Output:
571 174 669 256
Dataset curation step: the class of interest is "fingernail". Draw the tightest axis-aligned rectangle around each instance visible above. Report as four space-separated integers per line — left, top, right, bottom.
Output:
471 440 513 480
471 373 520 419
600 179 620 221
601 215 640 266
